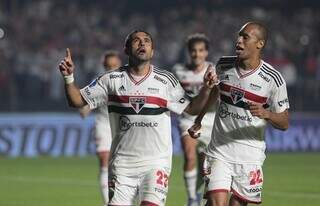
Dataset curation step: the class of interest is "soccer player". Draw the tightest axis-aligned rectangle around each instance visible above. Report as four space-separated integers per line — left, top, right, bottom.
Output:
172 33 216 206
58 30 218 206
189 22 290 206
79 51 122 205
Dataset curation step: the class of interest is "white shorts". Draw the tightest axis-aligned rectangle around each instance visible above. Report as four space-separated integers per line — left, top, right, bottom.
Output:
203 157 263 204
108 167 170 206
178 112 215 147
94 113 112 152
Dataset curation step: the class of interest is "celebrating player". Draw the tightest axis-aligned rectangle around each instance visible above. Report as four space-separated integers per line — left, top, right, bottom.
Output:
172 33 216 206
79 51 122 205
58 30 218 206
189 22 290 206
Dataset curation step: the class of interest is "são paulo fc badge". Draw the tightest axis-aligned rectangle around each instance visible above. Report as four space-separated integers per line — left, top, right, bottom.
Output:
129 97 146 113
230 88 244 104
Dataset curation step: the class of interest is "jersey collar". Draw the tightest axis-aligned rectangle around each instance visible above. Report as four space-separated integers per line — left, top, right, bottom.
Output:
127 64 153 85
236 60 262 78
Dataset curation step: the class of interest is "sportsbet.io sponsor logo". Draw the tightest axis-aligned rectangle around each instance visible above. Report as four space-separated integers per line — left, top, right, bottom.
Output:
119 116 159 131
219 103 252 122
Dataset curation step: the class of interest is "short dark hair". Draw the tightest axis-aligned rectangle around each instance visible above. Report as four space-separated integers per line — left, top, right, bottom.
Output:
103 50 120 60
245 22 268 46
124 30 154 50
186 33 210 51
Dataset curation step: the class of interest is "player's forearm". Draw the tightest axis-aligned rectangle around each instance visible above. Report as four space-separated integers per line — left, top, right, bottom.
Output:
64 83 87 108
266 110 289 131
195 87 219 123
185 86 213 115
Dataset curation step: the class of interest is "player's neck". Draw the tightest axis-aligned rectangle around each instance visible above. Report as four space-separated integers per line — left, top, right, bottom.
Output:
238 56 261 71
129 61 151 76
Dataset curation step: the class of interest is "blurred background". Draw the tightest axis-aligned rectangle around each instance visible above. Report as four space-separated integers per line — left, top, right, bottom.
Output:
1 0 320 112
0 1 319 206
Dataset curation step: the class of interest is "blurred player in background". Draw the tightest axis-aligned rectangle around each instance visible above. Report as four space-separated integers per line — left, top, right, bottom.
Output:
58 30 218 206
79 51 122 205
189 22 290 206
172 33 216 206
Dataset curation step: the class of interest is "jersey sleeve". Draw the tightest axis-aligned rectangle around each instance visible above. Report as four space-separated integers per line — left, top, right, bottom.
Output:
167 82 191 114
80 77 108 109
269 81 290 113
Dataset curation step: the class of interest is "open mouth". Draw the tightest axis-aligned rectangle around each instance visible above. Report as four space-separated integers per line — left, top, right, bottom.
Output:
235 45 244 53
137 47 146 54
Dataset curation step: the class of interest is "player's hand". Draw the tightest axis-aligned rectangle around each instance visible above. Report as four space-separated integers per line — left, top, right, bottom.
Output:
59 48 74 76
203 64 219 89
248 102 270 119
188 122 202 139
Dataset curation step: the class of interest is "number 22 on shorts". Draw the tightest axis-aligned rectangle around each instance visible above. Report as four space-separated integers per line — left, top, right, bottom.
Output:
249 169 263 185
156 170 169 188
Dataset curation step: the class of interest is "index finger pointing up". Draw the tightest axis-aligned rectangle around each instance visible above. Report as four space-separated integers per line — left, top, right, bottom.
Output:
66 48 72 59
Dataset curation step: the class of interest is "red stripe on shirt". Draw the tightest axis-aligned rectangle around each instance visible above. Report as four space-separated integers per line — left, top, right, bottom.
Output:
220 83 267 104
108 95 167 107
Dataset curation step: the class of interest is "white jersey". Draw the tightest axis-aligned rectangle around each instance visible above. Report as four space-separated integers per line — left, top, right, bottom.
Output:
80 65 190 175
173 62 216 144
206 60 289 165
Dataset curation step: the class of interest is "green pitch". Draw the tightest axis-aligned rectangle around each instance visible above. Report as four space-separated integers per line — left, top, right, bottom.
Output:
0 153 319 206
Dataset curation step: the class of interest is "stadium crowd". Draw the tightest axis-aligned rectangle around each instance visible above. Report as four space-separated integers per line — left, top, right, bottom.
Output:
1 0 319 111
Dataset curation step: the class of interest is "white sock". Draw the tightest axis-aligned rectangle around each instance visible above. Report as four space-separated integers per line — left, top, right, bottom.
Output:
99 167 109 204
184 168 197 200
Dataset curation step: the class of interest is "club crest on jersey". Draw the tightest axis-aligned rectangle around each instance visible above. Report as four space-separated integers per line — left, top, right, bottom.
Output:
230 88 244 104
129 97 146 113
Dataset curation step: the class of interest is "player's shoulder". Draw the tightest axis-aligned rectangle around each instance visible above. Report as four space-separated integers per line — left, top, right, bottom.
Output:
172 63 186 73
260 60 285 87
153 65 179 87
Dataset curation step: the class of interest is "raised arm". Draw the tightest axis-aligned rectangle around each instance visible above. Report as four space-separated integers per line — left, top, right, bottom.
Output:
188 86 219 138
195 86 219 124
58 48 87 108
184 65 218 115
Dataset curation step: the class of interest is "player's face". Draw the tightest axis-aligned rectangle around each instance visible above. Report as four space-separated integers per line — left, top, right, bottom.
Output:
129 32 154 61
103 56 121 71
236 24 261 60
189 42 208 67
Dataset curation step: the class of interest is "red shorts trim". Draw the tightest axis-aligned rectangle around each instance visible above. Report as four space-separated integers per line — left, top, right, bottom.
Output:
204 189 229 199
140 200 159 206
231 188 262 204
108 205 131 206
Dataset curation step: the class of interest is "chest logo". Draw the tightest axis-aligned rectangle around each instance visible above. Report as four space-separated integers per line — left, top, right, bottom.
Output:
230 88 244 104
129 97 146 113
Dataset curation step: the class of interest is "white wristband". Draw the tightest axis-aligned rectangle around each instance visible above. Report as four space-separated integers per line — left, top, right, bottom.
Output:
64 73 74 84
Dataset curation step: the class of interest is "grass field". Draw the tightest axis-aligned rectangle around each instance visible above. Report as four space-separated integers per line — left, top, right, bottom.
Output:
1 153 320 206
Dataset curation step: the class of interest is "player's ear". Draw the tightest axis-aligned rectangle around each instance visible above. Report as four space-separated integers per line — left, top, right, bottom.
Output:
150 49 154 58
257 39 265 49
